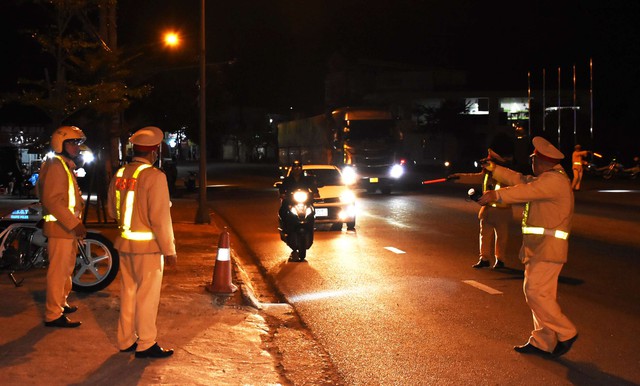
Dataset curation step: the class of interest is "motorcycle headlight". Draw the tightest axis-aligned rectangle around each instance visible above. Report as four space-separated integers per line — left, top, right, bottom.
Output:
340 190 356 204
390 164 404 179
342 166 358 185
293 191 309 203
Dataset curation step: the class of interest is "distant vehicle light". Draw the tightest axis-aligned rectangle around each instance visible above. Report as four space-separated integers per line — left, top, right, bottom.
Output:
76 168 87 178
342 166 358 185
444 161 451 167
390 164 404 179
81 151 94 164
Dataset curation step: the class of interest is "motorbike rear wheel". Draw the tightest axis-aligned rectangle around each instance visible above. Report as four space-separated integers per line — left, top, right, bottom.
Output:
296 231 307 261
72 232 119 292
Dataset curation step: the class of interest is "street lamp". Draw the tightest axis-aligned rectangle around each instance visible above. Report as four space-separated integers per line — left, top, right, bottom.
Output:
195 0 209 224
163 31 180 48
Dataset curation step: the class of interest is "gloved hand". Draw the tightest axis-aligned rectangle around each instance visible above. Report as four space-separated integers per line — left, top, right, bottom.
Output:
72 223 87 238
165 254 178 267
480 159 496 172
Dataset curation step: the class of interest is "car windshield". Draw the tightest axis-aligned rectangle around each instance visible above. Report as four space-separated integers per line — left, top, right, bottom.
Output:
305 169 342 186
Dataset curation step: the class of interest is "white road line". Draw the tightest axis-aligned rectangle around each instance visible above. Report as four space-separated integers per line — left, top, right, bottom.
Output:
384 246 406 254
463 280 503 295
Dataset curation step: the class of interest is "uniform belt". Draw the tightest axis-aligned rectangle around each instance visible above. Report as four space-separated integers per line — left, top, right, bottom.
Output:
522 226 569 240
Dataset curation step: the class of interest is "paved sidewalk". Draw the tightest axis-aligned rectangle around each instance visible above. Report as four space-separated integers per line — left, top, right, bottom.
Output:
0 198 288 385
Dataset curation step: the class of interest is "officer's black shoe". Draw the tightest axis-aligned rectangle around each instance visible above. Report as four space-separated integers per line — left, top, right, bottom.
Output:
552 334 578 357
472 259 490 268
44 315 81 328
493 260 505 269
120 342 138 352
135 343 174 359
513 343 549 356
63 305 78 314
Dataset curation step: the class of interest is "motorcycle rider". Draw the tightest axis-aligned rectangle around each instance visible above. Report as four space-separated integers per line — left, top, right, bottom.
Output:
38 126 87 328
278 160 318 258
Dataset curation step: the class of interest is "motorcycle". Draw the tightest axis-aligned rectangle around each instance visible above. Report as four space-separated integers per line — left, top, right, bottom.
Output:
278 188 315 261
0 202 119 292
597 158 625 180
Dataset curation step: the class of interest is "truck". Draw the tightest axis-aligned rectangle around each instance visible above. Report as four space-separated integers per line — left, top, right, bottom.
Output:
277 107 405 194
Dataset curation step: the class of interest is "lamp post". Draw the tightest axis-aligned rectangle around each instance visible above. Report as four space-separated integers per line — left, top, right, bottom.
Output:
195 0 210 223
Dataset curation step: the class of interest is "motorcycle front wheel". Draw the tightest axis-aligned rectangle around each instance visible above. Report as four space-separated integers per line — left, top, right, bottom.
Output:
72 232 120 292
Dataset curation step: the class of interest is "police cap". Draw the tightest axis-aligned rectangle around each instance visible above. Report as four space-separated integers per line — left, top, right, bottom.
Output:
130 126 164 151
532 136 564 163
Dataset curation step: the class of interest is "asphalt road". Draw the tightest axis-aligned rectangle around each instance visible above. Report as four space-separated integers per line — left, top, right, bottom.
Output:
201 163 640 385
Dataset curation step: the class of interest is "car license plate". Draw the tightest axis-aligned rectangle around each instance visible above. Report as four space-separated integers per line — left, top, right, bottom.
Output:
315 208 328 217
369 177 378 183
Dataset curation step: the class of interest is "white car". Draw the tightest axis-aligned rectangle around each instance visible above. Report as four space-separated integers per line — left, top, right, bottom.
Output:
285 164 357 230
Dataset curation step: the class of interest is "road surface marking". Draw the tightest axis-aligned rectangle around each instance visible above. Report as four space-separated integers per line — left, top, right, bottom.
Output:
384 246 406 254
463 280 503 295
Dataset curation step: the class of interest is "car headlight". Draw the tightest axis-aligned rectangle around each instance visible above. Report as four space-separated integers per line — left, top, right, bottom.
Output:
293 191 309 203
390 164 404 179
342 166 358 185
340 190 356 204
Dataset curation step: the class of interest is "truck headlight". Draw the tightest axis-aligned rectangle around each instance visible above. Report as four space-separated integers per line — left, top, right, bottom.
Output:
340 190 356 204
390 164 404 179
342 166 357 185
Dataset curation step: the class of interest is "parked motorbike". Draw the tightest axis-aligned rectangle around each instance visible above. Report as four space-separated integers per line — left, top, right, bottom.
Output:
0 202 119 292
278 188 315 261
597 158 625 180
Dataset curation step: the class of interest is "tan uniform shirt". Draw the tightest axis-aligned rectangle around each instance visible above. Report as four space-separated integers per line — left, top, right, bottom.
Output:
572 150 589 170
37 155 84 238
107 158 176 256
492 164 573 264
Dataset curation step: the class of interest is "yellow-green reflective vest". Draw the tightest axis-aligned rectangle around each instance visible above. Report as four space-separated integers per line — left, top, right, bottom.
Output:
114 164 155 241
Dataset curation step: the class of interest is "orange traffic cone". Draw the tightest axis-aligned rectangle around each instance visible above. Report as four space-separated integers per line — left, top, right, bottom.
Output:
206 228 238 294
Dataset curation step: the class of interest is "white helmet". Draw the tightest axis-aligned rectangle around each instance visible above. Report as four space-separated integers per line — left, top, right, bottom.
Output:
51 126 86 153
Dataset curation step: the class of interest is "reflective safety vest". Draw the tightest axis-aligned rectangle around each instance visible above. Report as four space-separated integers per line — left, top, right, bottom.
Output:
521 169 570 240
43 155 77 222
114 164 155 241
483 173 508 208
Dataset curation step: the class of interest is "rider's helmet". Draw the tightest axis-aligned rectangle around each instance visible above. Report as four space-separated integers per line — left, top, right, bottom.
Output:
51 126 86 154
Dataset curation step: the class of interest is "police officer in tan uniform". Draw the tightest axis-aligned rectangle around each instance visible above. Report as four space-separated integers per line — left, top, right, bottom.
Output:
107 126 177 359
449 149 512 269
571 144 591 191
38 126 87 328
478 137 578 357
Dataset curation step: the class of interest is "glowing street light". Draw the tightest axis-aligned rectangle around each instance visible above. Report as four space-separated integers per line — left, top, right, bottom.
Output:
163 31 180 48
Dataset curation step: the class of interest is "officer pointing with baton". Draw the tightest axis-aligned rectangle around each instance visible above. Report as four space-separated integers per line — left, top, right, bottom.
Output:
477 136 578 357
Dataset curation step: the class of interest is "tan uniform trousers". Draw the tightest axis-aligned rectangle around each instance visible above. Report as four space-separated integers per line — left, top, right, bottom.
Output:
479 207 511 262
571 165 584 190
524 260 578 352
45 237 77 322
117 252 164 352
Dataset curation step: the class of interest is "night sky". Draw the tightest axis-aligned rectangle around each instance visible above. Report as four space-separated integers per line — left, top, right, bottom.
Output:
1 1 639 153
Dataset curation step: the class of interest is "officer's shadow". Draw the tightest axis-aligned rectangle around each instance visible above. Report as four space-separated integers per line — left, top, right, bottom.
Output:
494 267 585 286
560 358 637 385
68 354 149 386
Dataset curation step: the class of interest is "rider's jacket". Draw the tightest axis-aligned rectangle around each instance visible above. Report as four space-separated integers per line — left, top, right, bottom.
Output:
37 154 84 239
107 158 176 256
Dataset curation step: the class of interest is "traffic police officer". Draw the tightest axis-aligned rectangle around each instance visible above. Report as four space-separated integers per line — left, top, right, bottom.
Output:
449 149 512 269
107 126 177 358
478 137 578 357
38 126 87 328
571 144 591 191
